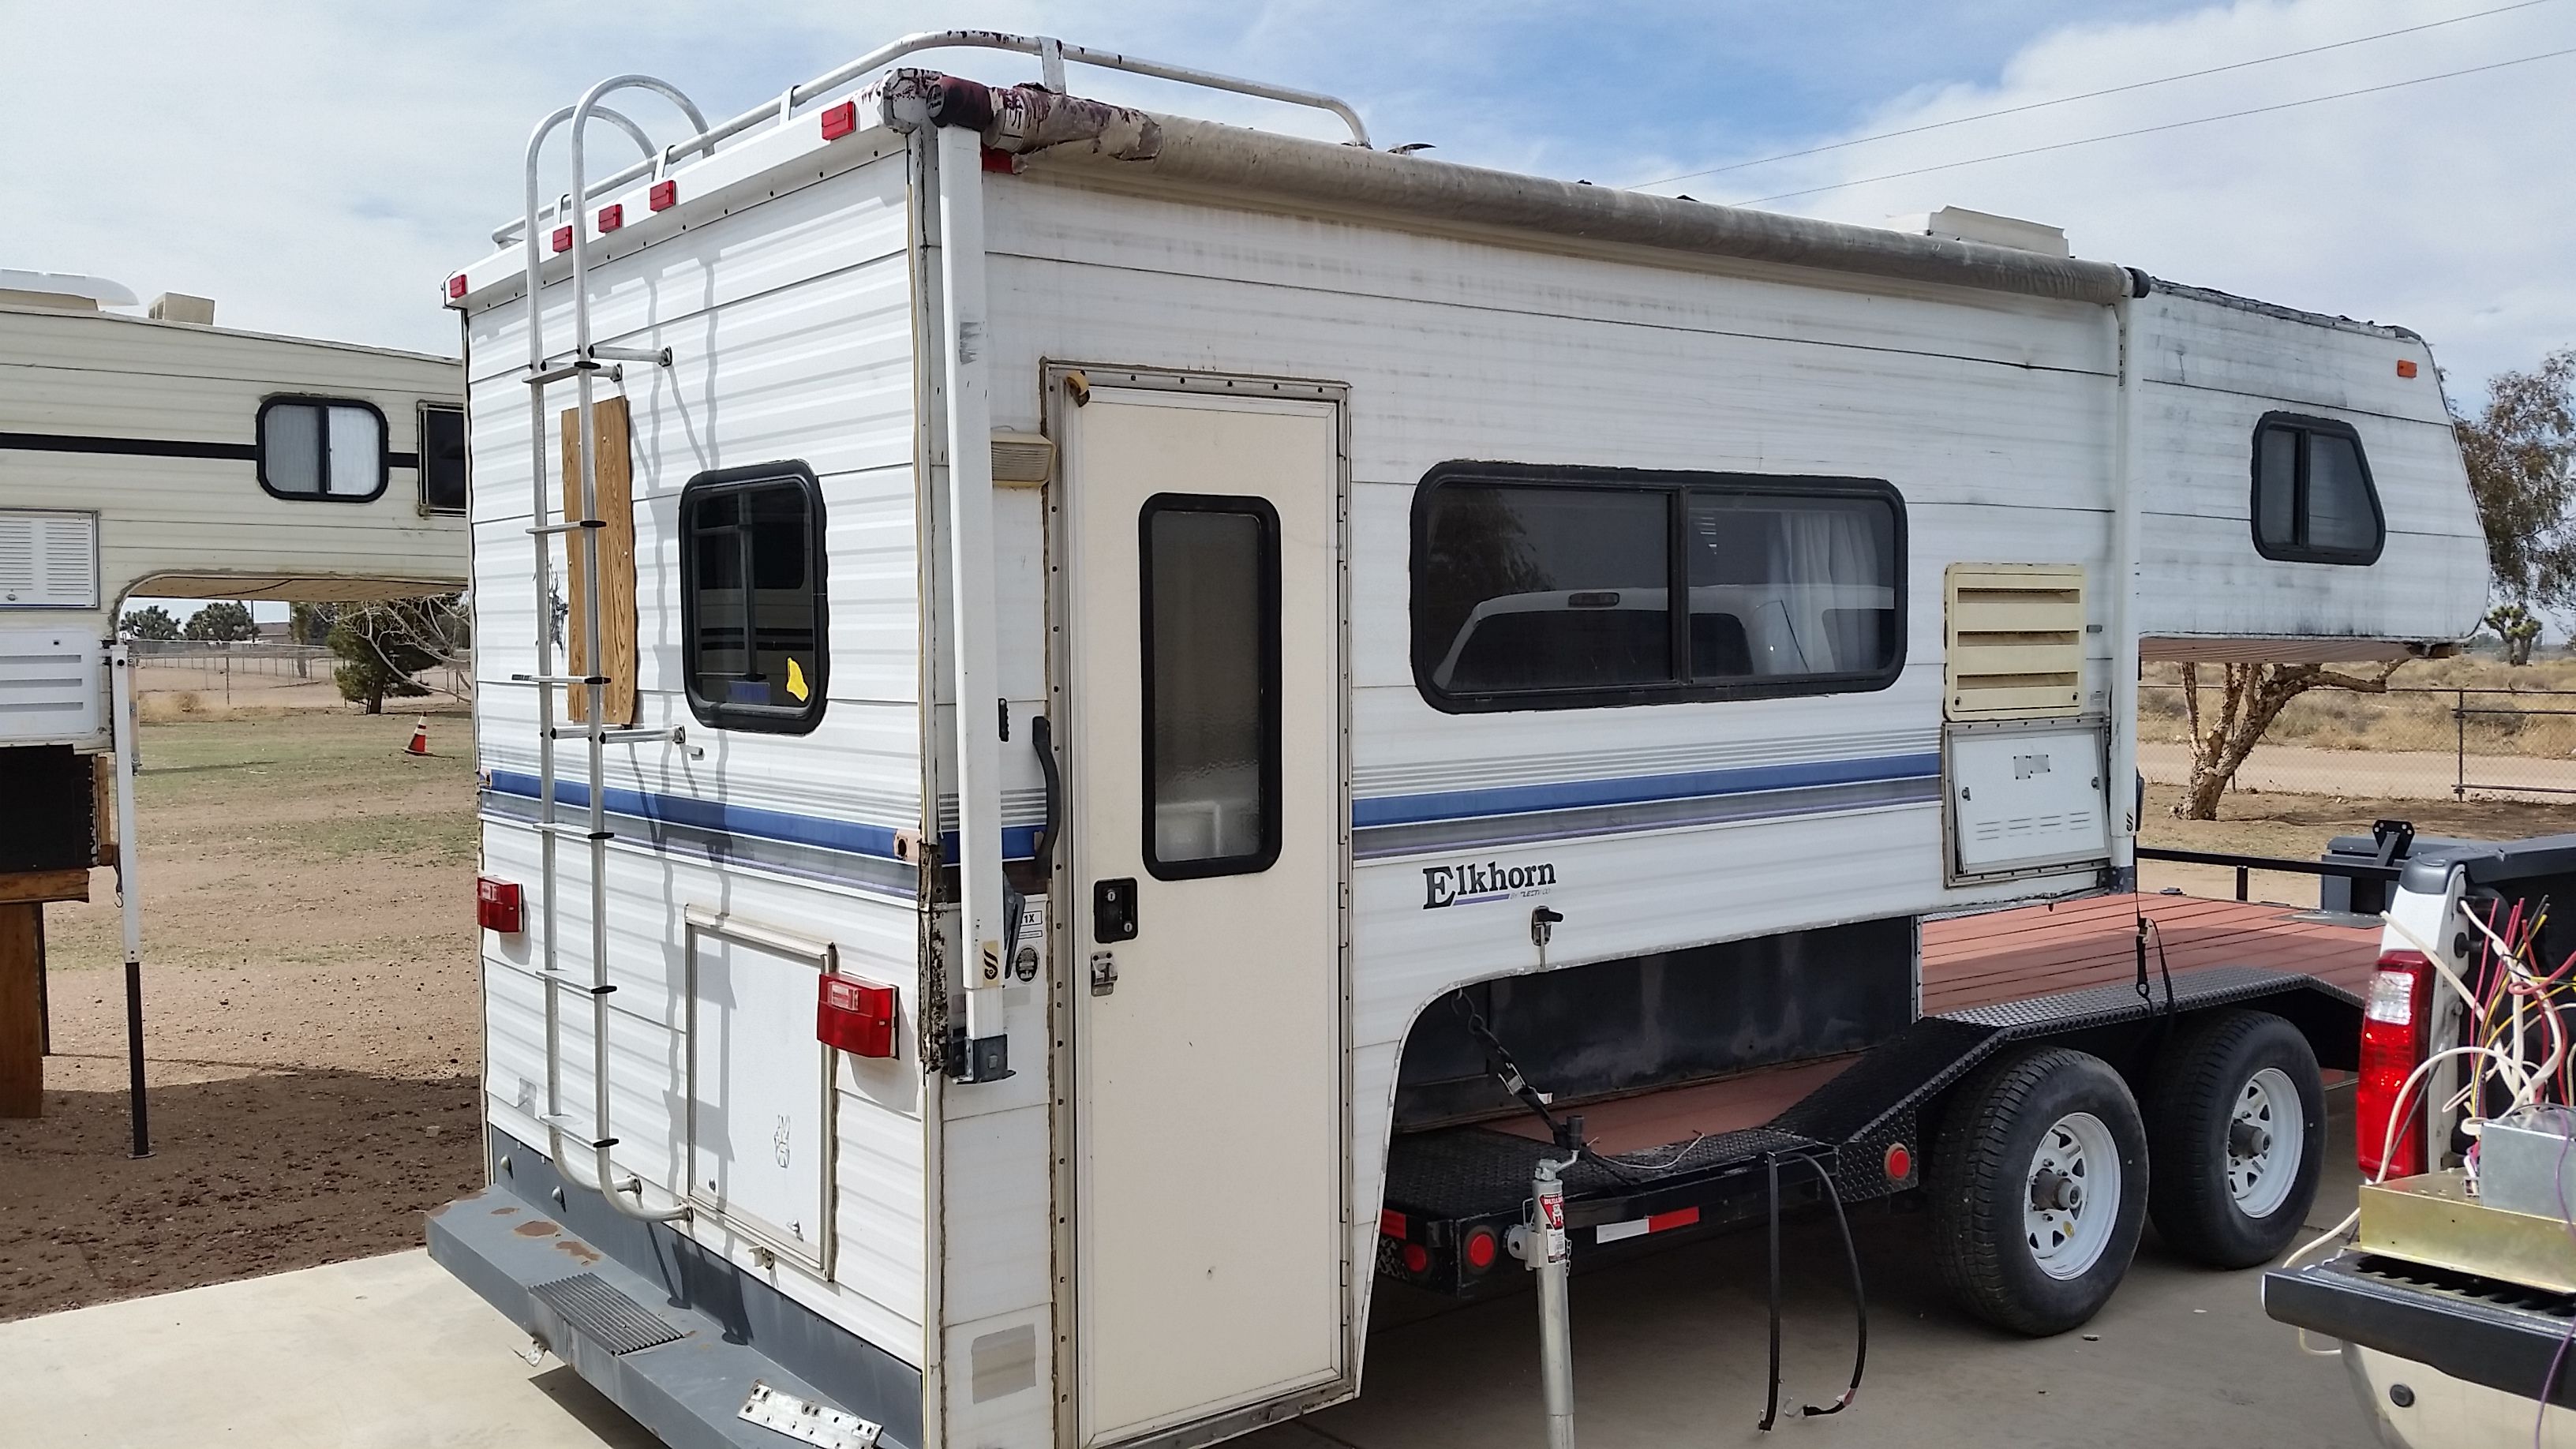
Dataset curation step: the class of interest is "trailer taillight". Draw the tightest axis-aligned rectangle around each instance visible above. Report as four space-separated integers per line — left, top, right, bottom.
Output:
476 876 522 934
1462 1225 1500 1273
2357 949 2435 1179
818 975 897 1058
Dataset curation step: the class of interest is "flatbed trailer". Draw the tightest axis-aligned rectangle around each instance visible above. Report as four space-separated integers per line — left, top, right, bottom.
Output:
1379 894 2376 1295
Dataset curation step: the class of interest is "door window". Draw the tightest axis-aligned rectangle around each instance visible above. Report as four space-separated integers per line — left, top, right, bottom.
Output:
1140 494 1280 878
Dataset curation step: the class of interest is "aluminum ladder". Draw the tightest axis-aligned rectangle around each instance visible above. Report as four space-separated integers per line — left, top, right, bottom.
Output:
513 76 703 1224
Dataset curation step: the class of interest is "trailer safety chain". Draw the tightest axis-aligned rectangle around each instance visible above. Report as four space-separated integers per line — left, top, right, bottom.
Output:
1758 1151 1869 1432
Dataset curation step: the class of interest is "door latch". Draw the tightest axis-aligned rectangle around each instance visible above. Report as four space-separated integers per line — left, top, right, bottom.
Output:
1089 951 1118 997
1092 878 1137 942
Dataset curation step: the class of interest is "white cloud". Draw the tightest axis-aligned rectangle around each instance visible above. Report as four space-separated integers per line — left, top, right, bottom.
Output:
1646 0 2576 393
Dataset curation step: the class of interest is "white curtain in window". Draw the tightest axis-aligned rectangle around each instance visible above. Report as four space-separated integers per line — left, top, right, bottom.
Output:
1765 505 1879 672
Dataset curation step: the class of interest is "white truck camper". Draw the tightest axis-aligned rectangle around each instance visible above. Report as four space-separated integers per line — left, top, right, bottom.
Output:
426 32 2488 1449
0 273 464 1144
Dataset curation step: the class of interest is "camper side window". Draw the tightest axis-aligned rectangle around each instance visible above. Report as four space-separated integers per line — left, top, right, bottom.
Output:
1411 465 1904 712
1140 494 1281 878
678 463 827 735
256 397 388 502
418 405 466 515
2251 413 2383 565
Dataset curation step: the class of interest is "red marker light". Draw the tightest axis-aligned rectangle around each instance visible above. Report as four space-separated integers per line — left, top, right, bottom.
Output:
596 203 623 234
648 180 677 212
1462 1226 1499 1271
1884 1142 1914 1182
446 274 468 300
820 100 858 140
2396 359 2420 379
550 226 573 254
475 876 522 934
817 974 898 1059
1401 1242 1430 1275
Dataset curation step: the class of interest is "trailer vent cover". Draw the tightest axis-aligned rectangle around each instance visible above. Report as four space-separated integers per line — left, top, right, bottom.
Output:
991 431 1055 485
530 1271 684 1355
1943 564 2086 721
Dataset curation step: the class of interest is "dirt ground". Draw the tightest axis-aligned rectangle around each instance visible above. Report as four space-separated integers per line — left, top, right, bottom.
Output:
0 710 481 1320
2138 780 2574 901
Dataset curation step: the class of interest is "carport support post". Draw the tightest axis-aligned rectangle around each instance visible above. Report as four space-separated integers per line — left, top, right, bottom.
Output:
1528 1155 1576 1449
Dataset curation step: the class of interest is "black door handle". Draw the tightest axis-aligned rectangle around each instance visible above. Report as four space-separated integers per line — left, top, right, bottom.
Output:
1093 878 1137 943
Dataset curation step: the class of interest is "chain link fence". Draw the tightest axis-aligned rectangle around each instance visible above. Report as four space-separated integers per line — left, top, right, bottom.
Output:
2139 682 2576 802
127 639 472 713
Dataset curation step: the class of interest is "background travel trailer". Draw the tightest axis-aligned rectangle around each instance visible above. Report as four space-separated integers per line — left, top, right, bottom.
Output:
429 34 2486 1449
0 271 465 1129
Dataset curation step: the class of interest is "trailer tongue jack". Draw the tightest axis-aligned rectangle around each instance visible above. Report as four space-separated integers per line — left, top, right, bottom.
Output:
1508 1152 1580 1449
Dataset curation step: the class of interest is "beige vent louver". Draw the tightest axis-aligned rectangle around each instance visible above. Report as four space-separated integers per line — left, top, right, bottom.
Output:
991 431 1054 485
1945 564 2086 721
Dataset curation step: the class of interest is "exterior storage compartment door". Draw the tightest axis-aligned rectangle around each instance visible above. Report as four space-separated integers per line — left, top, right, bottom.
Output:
1946 720 2111 882
683 908 836 1278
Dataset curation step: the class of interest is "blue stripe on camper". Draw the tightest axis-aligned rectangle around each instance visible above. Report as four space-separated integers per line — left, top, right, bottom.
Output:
482 771 1041 863
1351 752 1943 828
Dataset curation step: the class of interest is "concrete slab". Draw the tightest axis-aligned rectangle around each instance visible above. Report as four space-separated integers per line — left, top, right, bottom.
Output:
0 1103 2379 1448
0 1248 657 1449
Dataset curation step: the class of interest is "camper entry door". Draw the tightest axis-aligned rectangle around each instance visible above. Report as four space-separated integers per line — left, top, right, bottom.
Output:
1061 383 1348 1445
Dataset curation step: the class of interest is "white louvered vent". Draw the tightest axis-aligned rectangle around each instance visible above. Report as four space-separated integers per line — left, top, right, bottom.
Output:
0 629 105 742
1944 564 2085 721
0 511 100 609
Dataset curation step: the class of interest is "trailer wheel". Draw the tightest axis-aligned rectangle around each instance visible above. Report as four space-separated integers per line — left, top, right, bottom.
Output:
2143 1009 2324 1268
1929 1046 2149 1336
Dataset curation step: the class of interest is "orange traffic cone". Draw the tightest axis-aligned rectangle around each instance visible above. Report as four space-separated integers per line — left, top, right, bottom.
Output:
406 717 429 756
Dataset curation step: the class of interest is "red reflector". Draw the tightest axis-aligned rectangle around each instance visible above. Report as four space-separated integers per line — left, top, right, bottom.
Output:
550 225 573 254
475 876 522 934
1646 1206 1701 1234
596 203 623 234
818 974 898 1058
2358 949 2435 1179
2397 359 2420 379
446 273 467 300
1379 1208 1406 1238
980 145 1017 174
648 179 677 212
1401 1242 1430 1275
1885 1142 1914 1182
1463 1226 1499 1271
820 101 858 140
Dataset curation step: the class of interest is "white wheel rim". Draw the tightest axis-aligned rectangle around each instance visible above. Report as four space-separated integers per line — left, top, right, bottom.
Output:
2227 1067 2304 1219
2025 1111 2121 1280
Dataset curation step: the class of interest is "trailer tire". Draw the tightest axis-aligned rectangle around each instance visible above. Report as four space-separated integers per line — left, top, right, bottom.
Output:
2143 1009 2324 1268
1928 1046 2148 1336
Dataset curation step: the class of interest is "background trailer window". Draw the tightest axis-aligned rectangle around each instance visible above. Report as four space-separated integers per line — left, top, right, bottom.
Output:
2252 412 2384 564
1412 464 1904 711
256 397 388 501
678 462 827 734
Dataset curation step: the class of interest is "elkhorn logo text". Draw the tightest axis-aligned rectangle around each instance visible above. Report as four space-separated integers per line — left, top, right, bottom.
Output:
1422 859 1557 910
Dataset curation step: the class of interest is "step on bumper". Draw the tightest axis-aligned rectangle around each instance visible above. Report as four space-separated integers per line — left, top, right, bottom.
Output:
426 1129 920 1449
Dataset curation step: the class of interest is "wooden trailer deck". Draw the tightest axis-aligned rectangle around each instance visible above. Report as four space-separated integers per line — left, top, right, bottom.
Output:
1499 892 2379 1155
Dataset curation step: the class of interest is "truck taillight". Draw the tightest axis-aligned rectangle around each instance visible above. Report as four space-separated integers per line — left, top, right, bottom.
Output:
2357 949 2434 1179
476 876 522 934
818 975 897 1059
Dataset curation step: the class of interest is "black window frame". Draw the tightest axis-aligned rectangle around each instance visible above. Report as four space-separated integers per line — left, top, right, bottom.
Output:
2249 411 2385 566
676 460 829 736
254 395 390 503
1137 492 1283 881
1410 462 1908 713
417 402 467 515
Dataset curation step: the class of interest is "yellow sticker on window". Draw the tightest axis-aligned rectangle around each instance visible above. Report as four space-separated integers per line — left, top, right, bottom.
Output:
785 657 810 702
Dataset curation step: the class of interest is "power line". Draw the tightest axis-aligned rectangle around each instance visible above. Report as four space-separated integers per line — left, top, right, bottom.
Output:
1728 43 2576 207
1627 0 2561 192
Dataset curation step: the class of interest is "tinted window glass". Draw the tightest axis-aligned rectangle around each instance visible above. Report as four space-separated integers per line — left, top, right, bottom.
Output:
257 399 386 501
1410 467 1907 712
420 406 466 514
2251 414 2383 564
680 466 826 733
1142 498 1279 878
1415 484 1671 695
1685 492 1899 680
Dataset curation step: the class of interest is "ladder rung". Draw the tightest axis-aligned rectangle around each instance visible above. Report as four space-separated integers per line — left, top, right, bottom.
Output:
533 822 615 841
527 519 608 536
510 672 609 686
523 359 606 387
548 724 680 744
539 1116 617 1151
588 345 670 366
535 972 616 997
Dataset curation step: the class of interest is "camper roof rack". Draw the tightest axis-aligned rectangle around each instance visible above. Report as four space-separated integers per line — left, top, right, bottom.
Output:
492 29 1371 246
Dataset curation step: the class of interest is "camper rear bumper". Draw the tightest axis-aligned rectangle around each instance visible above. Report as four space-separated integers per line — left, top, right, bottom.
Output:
426 1127 922 1449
